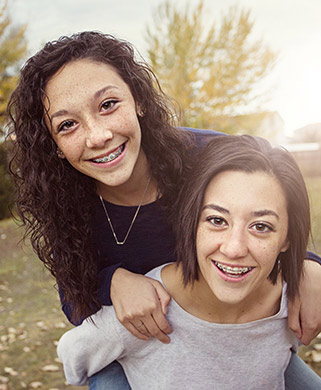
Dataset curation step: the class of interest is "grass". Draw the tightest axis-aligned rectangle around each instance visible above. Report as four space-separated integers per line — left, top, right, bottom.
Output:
0 219 84 390
0 176 320 389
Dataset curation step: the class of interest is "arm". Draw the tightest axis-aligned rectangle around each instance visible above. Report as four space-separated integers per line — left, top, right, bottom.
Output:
305 250 321 265
58 263 121 325
288 258 321 344
57 307 126 386
110 268 172 343
59 265 173 343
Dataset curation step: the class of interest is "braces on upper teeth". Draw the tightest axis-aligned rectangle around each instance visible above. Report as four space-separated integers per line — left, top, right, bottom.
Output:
215 261 252 275
93 145 123 163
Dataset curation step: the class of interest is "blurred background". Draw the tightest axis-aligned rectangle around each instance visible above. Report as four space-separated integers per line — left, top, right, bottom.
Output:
0 0 320 388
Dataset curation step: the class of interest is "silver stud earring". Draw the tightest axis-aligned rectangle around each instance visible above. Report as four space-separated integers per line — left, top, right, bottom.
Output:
56 148 64 159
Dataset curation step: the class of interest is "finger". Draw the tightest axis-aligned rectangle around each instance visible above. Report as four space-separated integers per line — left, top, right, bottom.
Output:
300 330 315 346
123 321 150 341
132 320 150 336
142 315 171 344
136 323 150 336
152 279 171 315
299 319 319 345
152 308 173 335
287 297 302 340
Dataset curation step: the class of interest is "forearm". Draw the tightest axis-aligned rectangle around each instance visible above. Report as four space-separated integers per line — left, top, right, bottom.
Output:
58 263 122 325
288 260 321 344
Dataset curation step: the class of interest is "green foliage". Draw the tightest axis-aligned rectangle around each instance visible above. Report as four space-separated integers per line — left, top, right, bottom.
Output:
0 140 14 219
145 1 277 131
0 0 28 133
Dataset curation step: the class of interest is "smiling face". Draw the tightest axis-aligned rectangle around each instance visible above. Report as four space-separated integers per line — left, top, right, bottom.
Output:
196 170 289 307
44 59 146 194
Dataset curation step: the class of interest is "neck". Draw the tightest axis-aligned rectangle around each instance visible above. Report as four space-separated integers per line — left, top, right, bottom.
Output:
162 263 282 324
96 150 158 206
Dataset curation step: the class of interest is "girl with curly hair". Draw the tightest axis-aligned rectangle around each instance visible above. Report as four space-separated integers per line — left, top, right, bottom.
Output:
8 31 321 389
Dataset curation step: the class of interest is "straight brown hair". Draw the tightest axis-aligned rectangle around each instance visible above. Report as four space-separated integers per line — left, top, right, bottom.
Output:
175 135 310 299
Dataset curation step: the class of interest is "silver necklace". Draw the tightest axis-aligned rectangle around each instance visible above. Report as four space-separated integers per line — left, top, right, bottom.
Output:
99 177 151 245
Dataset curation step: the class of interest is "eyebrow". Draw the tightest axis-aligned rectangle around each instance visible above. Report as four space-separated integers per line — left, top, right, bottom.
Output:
202 204 279 219
51 109 69 120
50 85 119 120
202 204 229 214
251 209 279 220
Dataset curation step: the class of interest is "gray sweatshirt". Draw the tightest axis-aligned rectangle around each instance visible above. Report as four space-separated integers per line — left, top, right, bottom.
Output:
57 264 298 389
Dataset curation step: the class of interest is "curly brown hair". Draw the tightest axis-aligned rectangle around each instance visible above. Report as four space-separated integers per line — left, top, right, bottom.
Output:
8 31 191 322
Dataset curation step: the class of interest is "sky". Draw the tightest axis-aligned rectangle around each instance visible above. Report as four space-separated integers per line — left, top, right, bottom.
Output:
8 0 321 135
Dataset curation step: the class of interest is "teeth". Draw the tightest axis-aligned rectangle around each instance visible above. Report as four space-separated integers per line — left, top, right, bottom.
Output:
214 261 253 276
92 145 123 163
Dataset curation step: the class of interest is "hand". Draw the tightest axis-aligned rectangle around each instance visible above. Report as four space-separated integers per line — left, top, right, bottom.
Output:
288 260 321 345
110 268 172 344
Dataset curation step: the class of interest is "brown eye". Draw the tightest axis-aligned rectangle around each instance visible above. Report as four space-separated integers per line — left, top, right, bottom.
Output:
207 216 226 227
252 223 273 233
58 120 76 132
101 100 117 111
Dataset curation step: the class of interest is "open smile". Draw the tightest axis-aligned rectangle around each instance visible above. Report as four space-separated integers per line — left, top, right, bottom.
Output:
91 143 125 163
213 261 254 278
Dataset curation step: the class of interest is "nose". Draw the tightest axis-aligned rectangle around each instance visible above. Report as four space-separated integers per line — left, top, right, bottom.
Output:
219 228 249 259
84 118 113 149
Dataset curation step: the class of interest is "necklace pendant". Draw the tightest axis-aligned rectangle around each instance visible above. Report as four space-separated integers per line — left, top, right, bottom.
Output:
99 177 151 246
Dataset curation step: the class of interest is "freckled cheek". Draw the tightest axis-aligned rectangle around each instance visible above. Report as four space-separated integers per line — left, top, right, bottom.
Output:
60 140 84 161
115 109 139 126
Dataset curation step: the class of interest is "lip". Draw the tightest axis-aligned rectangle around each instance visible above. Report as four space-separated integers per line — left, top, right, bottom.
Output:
89 143 126 161
88 143 127 167
211 260 255 283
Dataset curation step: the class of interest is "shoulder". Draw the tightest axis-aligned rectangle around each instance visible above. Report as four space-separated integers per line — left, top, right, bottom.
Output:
145 263 173 282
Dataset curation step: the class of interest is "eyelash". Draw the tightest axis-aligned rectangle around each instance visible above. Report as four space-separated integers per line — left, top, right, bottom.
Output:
206 216 274 233
250 223 274 233
100 99 118 111
58 120 76 133
56 99 119 133
207 216 227 227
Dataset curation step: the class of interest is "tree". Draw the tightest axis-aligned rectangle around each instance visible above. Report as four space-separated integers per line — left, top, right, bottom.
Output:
145 1 276 131
0 0 27 134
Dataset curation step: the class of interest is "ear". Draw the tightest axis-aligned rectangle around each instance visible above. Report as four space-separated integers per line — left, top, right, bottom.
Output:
136 104 145 117
280 239 290 253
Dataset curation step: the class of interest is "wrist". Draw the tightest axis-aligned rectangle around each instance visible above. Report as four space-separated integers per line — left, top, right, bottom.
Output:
110 268 132 300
